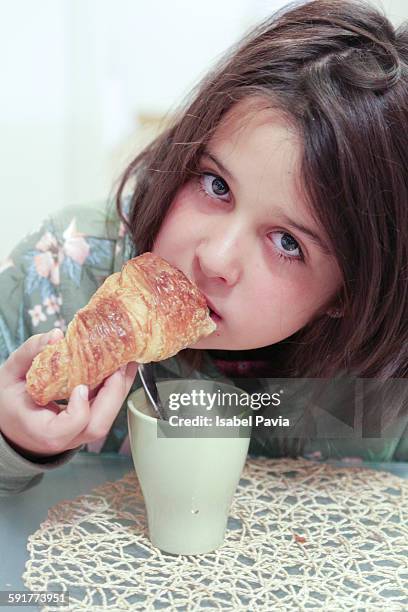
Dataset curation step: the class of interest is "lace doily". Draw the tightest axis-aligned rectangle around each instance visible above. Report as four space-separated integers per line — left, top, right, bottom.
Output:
23 458 408 611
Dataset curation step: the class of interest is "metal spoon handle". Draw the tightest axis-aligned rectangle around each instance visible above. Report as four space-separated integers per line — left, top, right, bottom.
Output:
138 363 167 420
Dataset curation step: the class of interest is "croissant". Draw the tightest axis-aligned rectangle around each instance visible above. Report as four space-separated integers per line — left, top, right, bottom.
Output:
26 252 216 406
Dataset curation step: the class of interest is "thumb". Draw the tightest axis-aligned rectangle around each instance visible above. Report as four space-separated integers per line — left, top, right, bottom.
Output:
5 328 64 381
46 384 91 446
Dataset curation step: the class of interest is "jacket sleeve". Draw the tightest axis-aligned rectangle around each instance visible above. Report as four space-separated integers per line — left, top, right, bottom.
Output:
0 432 82 496
0 206 107 494
0 213 67 361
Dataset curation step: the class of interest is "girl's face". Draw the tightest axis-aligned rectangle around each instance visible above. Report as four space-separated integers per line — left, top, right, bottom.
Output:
153 98 343 350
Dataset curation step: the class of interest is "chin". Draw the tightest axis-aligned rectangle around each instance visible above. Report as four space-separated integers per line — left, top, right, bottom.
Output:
188 337 245 351
188 333 228 350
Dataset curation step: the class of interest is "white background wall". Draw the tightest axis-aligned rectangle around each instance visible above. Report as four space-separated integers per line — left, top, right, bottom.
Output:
0 0 406 259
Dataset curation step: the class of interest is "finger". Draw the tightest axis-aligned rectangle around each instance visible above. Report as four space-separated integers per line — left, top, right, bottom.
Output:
88 380 104 401
124 361 139 388
17 383 65 416
7 382 86 455
19 362 138 451
5 328 64 382
41 384 91 450
79 362 138 442
88 361 138 400
45 328 64 345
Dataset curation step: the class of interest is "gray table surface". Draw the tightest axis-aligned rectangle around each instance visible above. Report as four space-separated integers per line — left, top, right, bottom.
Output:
1 454 407 610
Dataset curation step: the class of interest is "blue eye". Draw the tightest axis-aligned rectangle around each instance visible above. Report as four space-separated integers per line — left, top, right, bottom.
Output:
270 232 304 264
196 171 304 265
197 173 230 201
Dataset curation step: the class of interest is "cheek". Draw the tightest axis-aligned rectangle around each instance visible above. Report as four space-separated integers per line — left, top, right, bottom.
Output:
153 183 202 252
248 272 321 326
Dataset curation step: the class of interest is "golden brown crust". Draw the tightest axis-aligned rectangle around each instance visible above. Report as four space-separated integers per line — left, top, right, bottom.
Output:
26 252 216 405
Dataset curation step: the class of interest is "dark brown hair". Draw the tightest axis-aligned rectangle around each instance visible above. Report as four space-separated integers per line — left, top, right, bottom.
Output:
113 0 408 424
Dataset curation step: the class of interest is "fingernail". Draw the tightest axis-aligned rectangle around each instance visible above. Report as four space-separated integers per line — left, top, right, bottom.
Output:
76 385 88 400
43 328 61 345
127 362 138 376
119 364 127 376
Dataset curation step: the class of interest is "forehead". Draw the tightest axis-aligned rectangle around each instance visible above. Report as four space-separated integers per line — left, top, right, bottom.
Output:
212 96 300 148
208 97 303 188
208 96 305 202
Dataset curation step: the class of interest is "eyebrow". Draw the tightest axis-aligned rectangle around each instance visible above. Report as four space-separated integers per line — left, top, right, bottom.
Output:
201 148 331 255
202 148 235 183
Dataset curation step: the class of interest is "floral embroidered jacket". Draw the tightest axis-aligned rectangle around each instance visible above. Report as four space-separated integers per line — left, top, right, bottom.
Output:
0 200 407 494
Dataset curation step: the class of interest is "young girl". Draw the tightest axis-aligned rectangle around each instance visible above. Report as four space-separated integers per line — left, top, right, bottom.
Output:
0 0 407 495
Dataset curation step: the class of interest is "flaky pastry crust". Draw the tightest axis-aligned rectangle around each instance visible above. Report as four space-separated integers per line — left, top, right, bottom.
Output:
26 252 216 405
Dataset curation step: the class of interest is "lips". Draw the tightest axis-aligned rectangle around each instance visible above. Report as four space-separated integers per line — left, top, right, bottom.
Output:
205 297 222 320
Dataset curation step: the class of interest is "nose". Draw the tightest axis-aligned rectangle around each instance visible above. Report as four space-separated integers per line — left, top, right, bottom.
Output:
195 229 243 287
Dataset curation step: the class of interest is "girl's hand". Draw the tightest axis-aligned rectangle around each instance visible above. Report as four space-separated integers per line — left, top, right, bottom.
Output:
0 328 138 459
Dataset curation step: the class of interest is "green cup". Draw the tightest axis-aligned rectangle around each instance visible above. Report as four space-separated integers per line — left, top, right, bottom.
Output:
127 379 251 555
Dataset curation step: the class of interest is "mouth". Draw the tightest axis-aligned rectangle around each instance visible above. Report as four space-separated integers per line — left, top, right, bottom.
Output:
205 298 222 323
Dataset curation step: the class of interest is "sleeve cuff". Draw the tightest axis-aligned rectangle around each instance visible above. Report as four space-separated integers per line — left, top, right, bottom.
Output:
0 431 82 479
